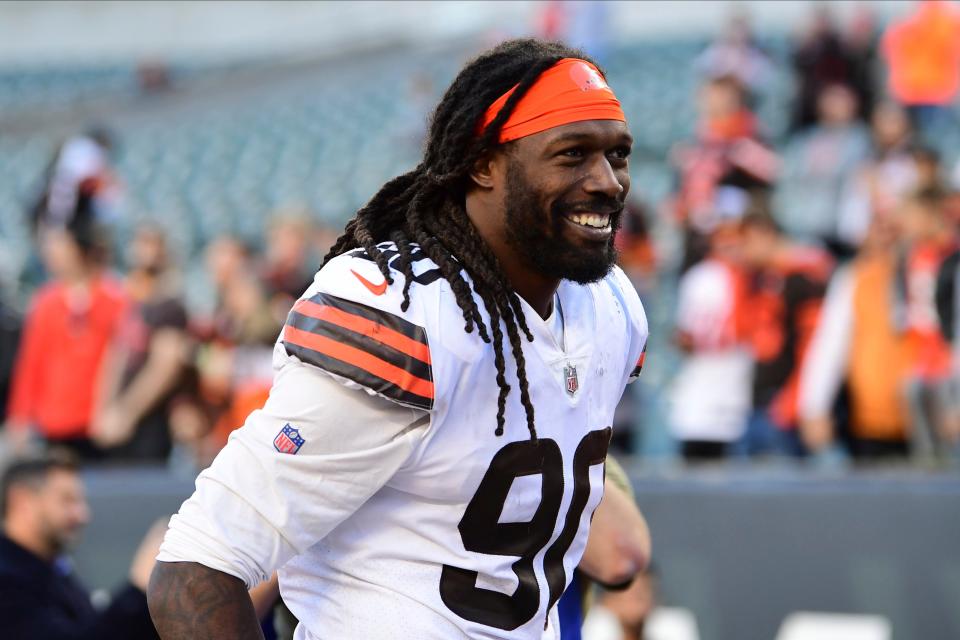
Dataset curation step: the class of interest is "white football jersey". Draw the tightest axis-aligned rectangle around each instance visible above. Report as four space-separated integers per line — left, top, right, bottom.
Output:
159 242 647 640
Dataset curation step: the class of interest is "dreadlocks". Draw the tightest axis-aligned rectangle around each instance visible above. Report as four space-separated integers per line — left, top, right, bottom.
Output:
322 39 603 440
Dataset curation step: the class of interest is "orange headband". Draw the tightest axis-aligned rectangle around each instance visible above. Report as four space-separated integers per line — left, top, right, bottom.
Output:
479 58 626 143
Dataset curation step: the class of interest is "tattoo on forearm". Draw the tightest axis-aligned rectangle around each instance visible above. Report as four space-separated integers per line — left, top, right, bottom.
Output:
148 561 265 640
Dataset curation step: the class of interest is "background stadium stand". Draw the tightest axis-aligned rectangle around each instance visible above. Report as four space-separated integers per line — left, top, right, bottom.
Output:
0 37 796 442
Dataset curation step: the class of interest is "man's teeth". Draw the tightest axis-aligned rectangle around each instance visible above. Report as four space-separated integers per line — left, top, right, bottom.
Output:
568 213 610 229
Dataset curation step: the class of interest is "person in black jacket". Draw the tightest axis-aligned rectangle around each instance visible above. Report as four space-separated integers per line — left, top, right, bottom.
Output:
0 292 20 425
0 453 162 639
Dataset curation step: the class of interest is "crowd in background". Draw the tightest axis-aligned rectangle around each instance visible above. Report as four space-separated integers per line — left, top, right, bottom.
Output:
2 1 960 477
657 0 960 469
0 155 334 474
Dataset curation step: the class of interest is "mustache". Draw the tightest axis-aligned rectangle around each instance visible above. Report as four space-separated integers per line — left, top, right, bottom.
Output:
553 197 625 218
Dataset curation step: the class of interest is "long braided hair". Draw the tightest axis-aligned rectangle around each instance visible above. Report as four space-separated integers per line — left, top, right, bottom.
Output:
322 39 602 440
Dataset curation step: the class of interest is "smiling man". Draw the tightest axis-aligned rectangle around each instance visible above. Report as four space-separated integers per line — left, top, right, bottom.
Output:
148 39 648 640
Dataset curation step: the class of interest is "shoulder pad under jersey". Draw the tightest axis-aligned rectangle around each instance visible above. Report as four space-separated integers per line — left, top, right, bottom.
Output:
280 242 446 411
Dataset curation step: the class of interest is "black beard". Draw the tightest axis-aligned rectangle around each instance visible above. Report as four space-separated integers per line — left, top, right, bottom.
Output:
503 160 622 284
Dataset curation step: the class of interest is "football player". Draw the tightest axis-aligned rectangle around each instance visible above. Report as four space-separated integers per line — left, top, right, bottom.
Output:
148 38 648 640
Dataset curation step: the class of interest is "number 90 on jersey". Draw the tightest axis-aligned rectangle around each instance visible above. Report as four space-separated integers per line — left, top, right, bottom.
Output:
439 427 611 631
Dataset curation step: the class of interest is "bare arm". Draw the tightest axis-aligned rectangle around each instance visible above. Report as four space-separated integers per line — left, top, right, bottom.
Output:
248 573 281 621
147 561 264 640
93 328 189 447
578 476 651 588
117 329 189 422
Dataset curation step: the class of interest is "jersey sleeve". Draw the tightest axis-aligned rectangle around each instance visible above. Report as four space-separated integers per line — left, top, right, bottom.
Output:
798 265 854 422
157 357 429 588
607 267 649 384
279 250 436 411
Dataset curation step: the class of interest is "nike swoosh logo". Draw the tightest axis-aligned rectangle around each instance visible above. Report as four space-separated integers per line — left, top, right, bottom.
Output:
350 269 388 296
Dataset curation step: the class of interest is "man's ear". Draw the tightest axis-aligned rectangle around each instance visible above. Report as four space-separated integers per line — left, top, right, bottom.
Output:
468 151 500 190
6 485 33 517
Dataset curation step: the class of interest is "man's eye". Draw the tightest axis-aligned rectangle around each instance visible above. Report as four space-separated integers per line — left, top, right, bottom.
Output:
560 148 584 159
609 147 631 161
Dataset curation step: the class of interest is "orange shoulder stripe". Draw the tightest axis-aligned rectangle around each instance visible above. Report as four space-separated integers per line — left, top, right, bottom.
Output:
283 324 434 400
293 298 431 365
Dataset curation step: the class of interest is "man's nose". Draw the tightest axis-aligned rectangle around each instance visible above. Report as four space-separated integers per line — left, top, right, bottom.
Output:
582 157 625 199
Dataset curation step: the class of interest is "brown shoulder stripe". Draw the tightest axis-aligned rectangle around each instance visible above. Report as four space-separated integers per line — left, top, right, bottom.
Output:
282 293 433 410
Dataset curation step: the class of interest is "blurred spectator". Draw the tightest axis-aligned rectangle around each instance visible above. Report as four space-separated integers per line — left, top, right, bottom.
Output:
29 129 121 234
0 453 162 639
0 294 20 425
207 272 279 445
791 7 845 130
170 234 280 472
91 225 189 461
616 199 657 301
668 223 751 461
611 199 656 454
881 0 960 136
167 236 254 473
801 216 914 461
803 189 958 462
4 203 127 461
184 234 252 329
776 84 871 248
22 132 122 293
261 210 316 325
694 10 773 98
843 2 880 126
670 75 778 270
912 146 946 191
935 243 960 457
896 187 957 460
837 102 918 249
790 6 875 132
738 213 832 457
539 1 612 63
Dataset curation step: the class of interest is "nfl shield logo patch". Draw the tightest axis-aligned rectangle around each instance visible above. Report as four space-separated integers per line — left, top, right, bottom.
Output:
273 424 305 454
564 364 579 397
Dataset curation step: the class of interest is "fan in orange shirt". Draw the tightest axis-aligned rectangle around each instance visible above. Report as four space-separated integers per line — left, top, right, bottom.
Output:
883 0 960 131
5 200 128 460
